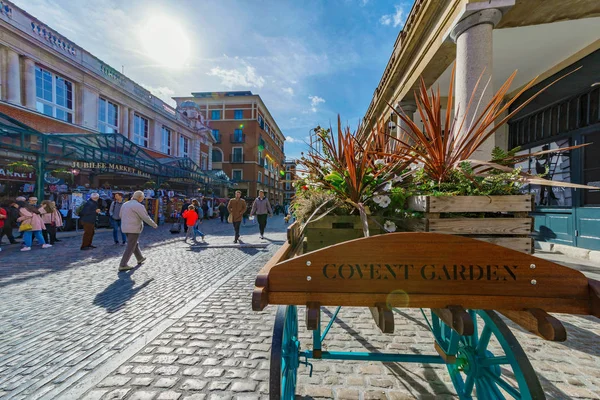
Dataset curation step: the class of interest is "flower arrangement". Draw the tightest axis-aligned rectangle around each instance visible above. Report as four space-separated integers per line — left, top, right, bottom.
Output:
52 168 74 183
295 66 593 238
7 161 35 173
143 181 156 190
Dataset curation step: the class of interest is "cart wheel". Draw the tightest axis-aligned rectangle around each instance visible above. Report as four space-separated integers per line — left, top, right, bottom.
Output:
270 305 299 400
432 309 545 400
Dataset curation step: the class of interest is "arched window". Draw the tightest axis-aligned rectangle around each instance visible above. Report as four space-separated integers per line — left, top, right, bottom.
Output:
212 148 223 162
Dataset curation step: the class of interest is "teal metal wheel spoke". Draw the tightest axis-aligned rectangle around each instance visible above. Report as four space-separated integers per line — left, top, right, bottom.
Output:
430 309 544 400
270 306 299 400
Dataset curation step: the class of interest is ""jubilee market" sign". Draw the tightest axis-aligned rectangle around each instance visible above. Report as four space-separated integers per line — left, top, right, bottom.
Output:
71 162 152 179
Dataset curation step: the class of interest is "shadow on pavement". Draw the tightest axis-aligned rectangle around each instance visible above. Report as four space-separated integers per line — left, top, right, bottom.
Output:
93 269 154 313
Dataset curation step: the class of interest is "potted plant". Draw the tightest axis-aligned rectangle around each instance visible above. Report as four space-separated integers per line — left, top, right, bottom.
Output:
159 182 171 189
296 67 593 254
52 168 74 183
143 181 156 190
7 161 35 173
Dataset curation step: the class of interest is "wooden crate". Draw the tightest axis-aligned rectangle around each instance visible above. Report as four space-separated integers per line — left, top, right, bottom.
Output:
303 215 384 252
401 195 535 254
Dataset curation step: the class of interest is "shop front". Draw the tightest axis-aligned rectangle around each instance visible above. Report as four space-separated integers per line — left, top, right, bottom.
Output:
508 50 600 250
0 112 207 228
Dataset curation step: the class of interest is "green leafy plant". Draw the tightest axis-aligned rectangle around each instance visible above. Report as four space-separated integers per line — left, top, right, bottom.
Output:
7 161 34 173
52 168 74 183
143 181 156 190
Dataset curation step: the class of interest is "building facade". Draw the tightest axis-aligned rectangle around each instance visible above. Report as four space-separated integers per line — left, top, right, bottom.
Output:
363 0 600 251
174 91 286 203
0 1 217 200
282 159 298 205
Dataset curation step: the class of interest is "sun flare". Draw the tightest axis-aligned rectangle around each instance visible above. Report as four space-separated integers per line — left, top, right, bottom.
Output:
140 15 190 68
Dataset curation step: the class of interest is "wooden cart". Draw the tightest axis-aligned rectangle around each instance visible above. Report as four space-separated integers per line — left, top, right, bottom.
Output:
253 223 600 399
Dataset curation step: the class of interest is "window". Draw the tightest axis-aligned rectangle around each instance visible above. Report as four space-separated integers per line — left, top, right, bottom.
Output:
201 153 208 170
161 126 171 155
286 173 290 180
211 110 221 120
212 149 222 162
35 66 74 123
232 170 242 181
286 182 291 190
98 98 118 133
179 136 189 158
133 114 149 147
258 114 264 126
234 110 244 119
232 147 243 163
258 172 262 183
212 129 220 143
234 129 243 142
265 124 270 134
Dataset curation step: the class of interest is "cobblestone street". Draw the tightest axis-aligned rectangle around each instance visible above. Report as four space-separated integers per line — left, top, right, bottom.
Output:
0 218 599 399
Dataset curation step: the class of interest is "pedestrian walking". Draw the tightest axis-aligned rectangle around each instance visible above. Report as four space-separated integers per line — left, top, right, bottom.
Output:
80 193 100 250
0 205 5 252
180 199 191 233
14 196 26 239
227 190 247 244
109 192 127 245
0 200 19 245
118 190 157 271
218 202 227 223
39 200 63 245
250 190 273 239
16 199 51 251
202 201 209 220
182 205 203 242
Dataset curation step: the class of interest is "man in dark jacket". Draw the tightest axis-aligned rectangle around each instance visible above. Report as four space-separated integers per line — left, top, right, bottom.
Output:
0 200 20 245
80 193 100 250
218 202 227 223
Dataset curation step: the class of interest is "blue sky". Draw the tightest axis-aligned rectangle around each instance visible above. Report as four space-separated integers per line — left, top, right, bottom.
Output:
14 0 411 159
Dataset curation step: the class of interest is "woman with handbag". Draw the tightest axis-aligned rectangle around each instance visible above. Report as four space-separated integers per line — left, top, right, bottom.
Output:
40 200 63 245
16 199 51 252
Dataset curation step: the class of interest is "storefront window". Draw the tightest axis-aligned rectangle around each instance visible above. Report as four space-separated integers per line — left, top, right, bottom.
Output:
98 98 119 133
133 114 149 147
179 136 189 158
161 126 171 155
515 138 572 207
35 66 73 123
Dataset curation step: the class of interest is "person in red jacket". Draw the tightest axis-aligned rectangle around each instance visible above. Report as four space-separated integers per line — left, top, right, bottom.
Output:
182 205 198 242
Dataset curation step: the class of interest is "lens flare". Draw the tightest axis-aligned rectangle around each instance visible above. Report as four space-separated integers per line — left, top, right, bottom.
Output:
386 290 410 309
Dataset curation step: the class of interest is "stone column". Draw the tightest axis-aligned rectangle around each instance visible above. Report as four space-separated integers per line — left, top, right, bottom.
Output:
6 49 21 105
450 8 502 160
395 101 417 141
22 57 36 110
128 109 135 141
120 106 129 137
208 141 213 170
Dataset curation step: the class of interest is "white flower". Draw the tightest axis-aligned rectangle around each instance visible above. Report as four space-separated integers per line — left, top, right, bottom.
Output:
384 220 397 233
373 195 385 205
382 182 393 192
410 163 419 171
392 175 404 183
374 159 386 167
379 195 391 208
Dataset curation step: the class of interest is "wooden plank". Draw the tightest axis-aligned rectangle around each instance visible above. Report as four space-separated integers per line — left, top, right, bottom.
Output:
287 221 301 246
425 195 533 213
369 303 394 334
590 279 600 318
252 241 292 311
428 218 532 235
395 218 427 232
305 302 320 330
434 341 456 364
432 306 474 336
473 237 533 254
305 215 382 230
265 233 590 303
268 292 590 315
499 309 566 341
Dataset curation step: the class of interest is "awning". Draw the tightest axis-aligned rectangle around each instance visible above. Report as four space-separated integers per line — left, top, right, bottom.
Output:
0 111 206 184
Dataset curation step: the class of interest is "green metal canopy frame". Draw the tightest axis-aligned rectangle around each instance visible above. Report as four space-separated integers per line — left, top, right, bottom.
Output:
0 111 206 198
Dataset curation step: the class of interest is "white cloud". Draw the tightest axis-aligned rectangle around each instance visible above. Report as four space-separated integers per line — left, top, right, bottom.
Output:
207 64 265 89
309 95 325 112
285 136 303 143
360 0 370 6
282 87 294 96
380 5 406 28
140 84 176 107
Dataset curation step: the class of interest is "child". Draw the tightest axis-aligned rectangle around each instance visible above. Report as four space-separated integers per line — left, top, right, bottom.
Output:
182 205 199 242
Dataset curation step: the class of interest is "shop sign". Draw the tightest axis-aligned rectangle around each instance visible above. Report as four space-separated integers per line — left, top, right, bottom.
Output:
0 167 35 181
71 162 152 178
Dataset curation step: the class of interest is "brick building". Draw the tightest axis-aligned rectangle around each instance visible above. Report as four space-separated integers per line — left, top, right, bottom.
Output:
174 91 286 203
282 159 298 205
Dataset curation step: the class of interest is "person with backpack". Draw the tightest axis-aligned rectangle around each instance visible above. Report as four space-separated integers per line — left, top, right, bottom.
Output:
109 192 127 245
182 205 202 242
39 200 63 245
218 201 227 223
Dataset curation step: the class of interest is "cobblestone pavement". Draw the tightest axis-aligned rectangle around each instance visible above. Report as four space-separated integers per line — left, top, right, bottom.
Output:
1 218 599 399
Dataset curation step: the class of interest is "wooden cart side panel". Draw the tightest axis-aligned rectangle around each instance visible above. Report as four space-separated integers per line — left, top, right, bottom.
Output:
253 241 293 311
263 233 591 313
408 195 534 213
428 218 532 235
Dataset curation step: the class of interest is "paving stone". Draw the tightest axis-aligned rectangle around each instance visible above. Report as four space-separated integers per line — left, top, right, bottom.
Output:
97 376 131 387
154 366 180 376
230 381 258 392
132 365 156 374
156 391 182 400
208 381 231 391
103 388 131 399
129 391 157 400
153 377 178 388
204 368 225 378
131 377 154 386
180 379 207 391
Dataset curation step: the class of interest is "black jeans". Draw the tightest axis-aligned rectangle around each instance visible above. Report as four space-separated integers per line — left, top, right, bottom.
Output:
233 221 241 241
42 223 57 244
257 214 268 236
0 225 16 244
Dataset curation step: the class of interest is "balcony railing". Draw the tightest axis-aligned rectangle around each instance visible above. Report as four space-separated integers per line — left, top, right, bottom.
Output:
231 154 244 163
230 133 246 143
